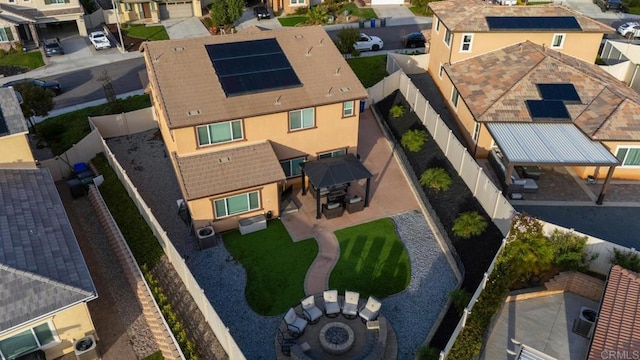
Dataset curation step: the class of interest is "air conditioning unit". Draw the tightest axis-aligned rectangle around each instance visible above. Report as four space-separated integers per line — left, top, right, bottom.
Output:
74 335 99 360
573 307 597 339
197 226 216 250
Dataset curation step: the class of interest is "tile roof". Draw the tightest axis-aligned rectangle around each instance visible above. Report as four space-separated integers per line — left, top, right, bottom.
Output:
174 141 285 200
429 0 613 33
445 41 640 141
0 169 96 333
142 26 368 129
0 88 28 136
587 265 640 360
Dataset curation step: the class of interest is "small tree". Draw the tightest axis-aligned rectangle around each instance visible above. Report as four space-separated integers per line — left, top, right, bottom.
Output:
400 129 427 152
335 27 360 56
306 6 328 24
209 0 244 33
12 82 55 132
389 104 405 118
548 229 595 271
419 168 451 192
452 211 488 239
504 214 553 281
448 288 472 316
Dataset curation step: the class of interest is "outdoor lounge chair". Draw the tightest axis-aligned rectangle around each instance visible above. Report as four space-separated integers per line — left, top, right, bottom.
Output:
342 290 360 319
359 296 382 323
276 328 297 356
284 308 307 337
345 196 364 213
324 290 341 317
301 295 323 324
322 202 344 219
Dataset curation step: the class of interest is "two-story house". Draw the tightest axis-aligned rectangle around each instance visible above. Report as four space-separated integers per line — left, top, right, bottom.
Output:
0 88 36 169
142 26 367 232
115 0 204 23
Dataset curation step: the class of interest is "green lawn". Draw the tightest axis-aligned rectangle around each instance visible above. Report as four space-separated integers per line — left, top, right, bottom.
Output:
409 5 432 16
143 351 164 360
125 24 169 40
329 218 410 299
627 6 640 14
223 220 318 316
340 3 377 19
37 95 151 155
347 55 388 88
0 51 45 70
277 16 309 26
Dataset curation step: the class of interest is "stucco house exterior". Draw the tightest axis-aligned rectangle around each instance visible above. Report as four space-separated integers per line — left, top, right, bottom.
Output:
115 0 203 23
142 25 367 232
0 168 98 360
0 88 36 169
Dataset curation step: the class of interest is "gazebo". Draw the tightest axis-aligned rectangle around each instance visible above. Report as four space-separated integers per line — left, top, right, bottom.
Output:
300 154 373 219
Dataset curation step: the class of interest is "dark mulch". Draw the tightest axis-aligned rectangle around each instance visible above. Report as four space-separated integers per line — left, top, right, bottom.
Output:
0 65 28 77
107 24 146 52
375 90 504 349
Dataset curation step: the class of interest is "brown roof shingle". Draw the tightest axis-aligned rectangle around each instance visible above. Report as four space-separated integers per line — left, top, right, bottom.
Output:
587 265 640 360
445 41 640 141
142 26 368 129
429 0 613 33
174 141 285 200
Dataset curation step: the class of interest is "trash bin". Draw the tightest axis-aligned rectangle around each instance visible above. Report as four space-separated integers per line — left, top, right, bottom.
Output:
359 20 365 29
381 17 386 27
370 18 376 28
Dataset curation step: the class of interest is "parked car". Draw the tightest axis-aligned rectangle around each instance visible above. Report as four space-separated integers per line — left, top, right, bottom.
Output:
354 33 384 51
254 6 270 20
89 31 111 50
617 22 640 37
43 38 64 57
402 32 426 48
595 0 623 11
1 78 63 95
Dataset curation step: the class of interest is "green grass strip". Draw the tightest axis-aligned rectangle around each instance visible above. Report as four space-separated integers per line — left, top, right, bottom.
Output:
0 51 45 70
347 55 388 88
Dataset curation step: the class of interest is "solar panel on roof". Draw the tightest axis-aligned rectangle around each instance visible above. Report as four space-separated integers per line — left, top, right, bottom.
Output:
485 16 582 31
526 100 571 120
205 38 302 97
537 84 581 103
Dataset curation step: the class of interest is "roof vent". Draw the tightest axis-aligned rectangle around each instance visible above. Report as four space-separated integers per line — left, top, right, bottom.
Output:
335 66 341 76
306 46 313 56
275 95 282 105
295 34 304 39
319 38 325 45
339 87 351 93
326 87 333 97
218 156 231 163
188 110 201 116
174 46 186 52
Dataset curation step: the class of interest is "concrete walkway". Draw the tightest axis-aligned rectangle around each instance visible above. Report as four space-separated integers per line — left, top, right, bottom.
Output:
304 230 340 295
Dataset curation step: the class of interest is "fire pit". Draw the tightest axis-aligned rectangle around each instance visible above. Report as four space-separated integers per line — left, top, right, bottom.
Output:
319 322 354 355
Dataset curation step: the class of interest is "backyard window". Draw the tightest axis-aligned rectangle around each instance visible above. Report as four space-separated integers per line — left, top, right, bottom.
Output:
0 322 56 359
460 34 473 52
197 120 243 146
616 147 640 166
343 101 355 117
438 63 444 79
451 87 459 109
472 121 480 143
435 18 440 33
551 34 565 48
289 108 315 131
214 191 260 218
280 157 305 178
444 28 452 47
318 149 346 159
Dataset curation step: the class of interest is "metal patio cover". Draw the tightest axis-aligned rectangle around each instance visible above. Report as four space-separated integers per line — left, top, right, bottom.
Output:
301 154 373 189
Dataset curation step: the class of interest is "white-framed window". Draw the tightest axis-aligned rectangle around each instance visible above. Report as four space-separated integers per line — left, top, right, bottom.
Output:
343 101 355 117
137 3 143 12
616 147 640 167
196 120 243 146
551 34 565 49
214 191 260 218
8 0 15 3
46 0 67 4
318 149 346 159
472 121 480 143
451 87 459 109
438 63 444 79
289 108 314 131
280 157 305 178
0 28 12 43
0 322 58 359
435 18 440 33
124 3 132 10
290 0 304 4
443 28 452 47
460 34 473 53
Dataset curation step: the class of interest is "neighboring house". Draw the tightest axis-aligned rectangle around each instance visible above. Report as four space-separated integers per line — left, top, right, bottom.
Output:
586 265 640 360
599 39 640 93
142 25 367 232
115 0 203 23
0 0 86 50
0 168 98 360
0 88 36 169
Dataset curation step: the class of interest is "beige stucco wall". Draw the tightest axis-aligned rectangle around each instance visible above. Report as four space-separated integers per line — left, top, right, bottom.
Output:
119 2 160 23
572 140 640 180
0 302 96 360
277 0 308 15
0 134 36 168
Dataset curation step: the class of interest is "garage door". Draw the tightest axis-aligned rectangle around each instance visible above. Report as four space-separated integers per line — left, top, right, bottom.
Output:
371 0 403 4
159 2 193 19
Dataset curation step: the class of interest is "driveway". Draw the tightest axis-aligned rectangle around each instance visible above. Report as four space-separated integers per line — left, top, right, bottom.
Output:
162 17 211 39
235 5 282 31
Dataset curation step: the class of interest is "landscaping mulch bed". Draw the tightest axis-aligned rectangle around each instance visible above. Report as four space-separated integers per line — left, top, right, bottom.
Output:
107 24 146 52
0 65 28 77
375 90 504 349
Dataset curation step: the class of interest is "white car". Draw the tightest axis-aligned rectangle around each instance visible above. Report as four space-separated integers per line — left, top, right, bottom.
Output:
354 33 384 51
89 31 111 50
617 22 640 37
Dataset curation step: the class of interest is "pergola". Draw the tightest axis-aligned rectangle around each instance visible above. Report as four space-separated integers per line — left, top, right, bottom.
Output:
300 154 373 219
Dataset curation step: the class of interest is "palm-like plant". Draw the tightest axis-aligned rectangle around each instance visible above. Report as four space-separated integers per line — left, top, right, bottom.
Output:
419 168 452 192
400 129 427 152
452 211 488 239
306 6 328 25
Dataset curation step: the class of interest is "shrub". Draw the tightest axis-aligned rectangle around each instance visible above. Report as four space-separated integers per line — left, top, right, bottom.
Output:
449 288 472 316
335 27 360 56
452 211 488 239
503 214 553 281
416 345 441 360
419 168 451 192
306 6 328 24
610 248 640 272
547 229 595 271
389 104 405 118
400 129 427 152
202 17 213 28
37 121 65 142
294 6 309 14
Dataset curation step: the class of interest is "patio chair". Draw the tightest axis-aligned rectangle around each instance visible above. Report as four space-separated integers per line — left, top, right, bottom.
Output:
322 202 344 219
359 296 382 323
345 196 364 213
301 295 323 324
276 328 297 356
342 290 360 319
284 308 307 338
323 290 341 318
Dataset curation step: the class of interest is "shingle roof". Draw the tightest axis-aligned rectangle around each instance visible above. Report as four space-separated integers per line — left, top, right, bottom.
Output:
428 0 613 33
445 41 640 141
0 169 96 333
0 88 28 136
587 265 640 360
174 141 285 200
142 26 368 129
